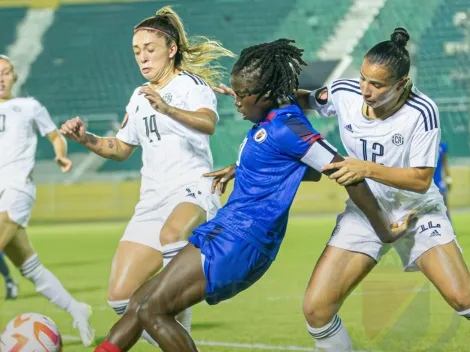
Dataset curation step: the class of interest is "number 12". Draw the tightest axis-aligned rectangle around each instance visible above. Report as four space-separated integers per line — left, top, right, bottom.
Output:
360 139 384 163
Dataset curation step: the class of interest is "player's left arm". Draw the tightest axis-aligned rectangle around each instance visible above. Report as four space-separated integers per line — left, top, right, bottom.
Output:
303 167 322 182
139 85 217 135
164 107 217 135
46 130 72 173
33 100 72 172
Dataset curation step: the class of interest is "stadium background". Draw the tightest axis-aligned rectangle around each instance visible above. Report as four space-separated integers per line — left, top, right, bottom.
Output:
1 0 470 351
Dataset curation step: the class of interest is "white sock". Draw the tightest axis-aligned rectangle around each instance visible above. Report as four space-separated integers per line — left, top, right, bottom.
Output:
162 241 192 333
307 315 352 352
162 240 188 267
108 299 160 347
20 254 78 314
458 307 470 321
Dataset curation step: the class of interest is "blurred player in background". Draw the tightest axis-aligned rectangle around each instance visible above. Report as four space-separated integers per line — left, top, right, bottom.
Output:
61 6 234 346
0 251 17 299
433 141 452 218
93 39 415 352
0 55 94 346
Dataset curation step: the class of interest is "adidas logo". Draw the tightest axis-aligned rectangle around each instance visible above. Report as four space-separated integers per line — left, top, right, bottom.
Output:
186 188 196 199
430 230 441 237
344 124 353 132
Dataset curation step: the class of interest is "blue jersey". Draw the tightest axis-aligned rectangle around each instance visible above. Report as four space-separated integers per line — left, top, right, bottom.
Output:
205 105 333 260
433 142 448 193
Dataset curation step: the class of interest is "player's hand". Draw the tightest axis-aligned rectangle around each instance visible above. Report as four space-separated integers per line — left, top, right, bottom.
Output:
55 156 72 173
323 157 369 186
139 86 170 115
212 83 236 98
388 210 418 242
203 163 236 195
60 117 88 144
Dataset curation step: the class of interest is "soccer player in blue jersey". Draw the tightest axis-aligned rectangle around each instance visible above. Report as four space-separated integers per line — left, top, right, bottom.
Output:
433 142 452 216
94 39 414 352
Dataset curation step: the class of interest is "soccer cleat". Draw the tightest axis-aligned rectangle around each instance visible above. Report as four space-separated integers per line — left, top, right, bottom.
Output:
5 280 18 300
72 303 95 347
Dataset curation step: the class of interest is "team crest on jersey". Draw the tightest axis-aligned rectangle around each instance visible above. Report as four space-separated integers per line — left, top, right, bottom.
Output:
162 93 173 104
254 128 267 143
392 134 404 146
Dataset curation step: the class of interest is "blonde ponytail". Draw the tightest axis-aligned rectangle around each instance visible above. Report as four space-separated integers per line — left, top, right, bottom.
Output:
154 6 236 86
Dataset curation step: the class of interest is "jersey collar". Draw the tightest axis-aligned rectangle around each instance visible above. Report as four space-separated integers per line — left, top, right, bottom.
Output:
258 104 301 126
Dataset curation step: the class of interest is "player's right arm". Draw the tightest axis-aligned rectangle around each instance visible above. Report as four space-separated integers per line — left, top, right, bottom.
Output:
60 116 136 161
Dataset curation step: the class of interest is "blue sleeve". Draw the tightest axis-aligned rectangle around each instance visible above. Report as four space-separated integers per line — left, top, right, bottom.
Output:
271 114 338 172
271 114 322 159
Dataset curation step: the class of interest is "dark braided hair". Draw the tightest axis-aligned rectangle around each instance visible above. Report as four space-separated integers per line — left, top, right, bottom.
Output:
231 39 307 104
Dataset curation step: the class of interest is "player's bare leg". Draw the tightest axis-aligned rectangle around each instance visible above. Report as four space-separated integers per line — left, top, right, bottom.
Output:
97 243 206 352
416 241 470 320
5 226 95 346
0 212 20 252
160 202 206 333
303 245 376 352
108 241 163 345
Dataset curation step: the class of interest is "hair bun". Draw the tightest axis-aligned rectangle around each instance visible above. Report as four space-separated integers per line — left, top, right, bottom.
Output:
391 27 410 48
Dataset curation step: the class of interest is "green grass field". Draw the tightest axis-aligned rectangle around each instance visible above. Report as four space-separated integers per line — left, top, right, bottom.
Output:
1 213 470 352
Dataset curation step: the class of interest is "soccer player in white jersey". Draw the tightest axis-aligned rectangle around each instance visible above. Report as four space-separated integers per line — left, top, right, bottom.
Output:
60 6 235 346
0 55 94 346
293 28 470 351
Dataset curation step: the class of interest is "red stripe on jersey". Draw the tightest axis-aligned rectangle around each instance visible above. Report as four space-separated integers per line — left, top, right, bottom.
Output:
266 112 276 121
302 133 323 144
309 134 323 145
301 133 314 141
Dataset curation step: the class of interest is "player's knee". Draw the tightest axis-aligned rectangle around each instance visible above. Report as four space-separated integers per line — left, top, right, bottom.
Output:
136 299 154 325
137 306 165 332
302 297 337 328
107 285 133 302
160 225 183 246
448 290 470 312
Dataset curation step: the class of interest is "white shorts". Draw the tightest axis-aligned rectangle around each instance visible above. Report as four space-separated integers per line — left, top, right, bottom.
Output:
120 177 221 251
0 184 36 228
328 208 458 271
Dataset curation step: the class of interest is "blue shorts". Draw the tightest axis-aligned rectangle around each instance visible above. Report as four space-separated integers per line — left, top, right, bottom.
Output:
188 222 272 305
